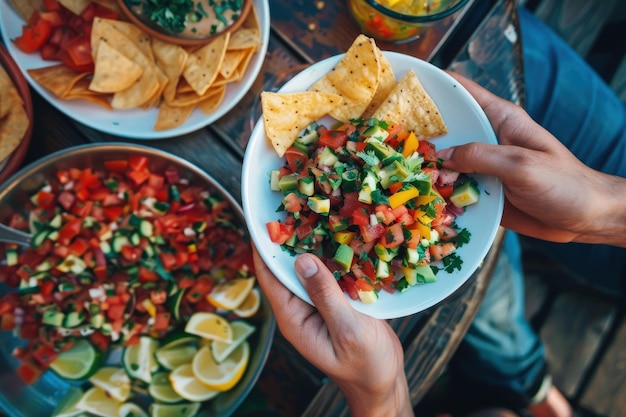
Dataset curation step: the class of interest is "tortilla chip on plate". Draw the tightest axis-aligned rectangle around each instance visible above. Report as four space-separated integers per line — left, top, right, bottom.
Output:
27 64 90 98
183 32 230 96
89 40 143 93
372 70 447 139
308 34 381 123
261 91 343 157
362 51 396 119
155 101 195 131
0 67 29 162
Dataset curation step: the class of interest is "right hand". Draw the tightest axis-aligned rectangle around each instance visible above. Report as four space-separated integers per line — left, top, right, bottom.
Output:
440 72 626 247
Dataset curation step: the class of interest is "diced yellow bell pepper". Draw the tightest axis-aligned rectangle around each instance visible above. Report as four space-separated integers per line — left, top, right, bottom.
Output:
141 298 157 317
388 185 419 209
333 231 356 245
416 222 431 241
401 132 418 157
415 195 437 206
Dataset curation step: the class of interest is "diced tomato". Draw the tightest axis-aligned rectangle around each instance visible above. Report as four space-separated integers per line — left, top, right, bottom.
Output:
16 359 44 385
380 223 405 248
32 344 59 367
351 208 370 227
266 221 294 244
43 0 62 11
104 159 128 172
90 331 110 353
282 192 302 213
319 129 348 149
418 140 437 162
128 155 149 172
14 16 53 53
284 147 308 173
36 190 56 210
58 218 82 246
359 223 385 243
436 184 454 199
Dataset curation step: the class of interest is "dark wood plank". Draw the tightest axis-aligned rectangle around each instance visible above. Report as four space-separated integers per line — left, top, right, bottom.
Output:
580 317 626 417
533 0 620 57
539 291 616 397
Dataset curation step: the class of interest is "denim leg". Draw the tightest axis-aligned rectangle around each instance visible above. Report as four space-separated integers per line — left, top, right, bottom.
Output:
519 6 626 293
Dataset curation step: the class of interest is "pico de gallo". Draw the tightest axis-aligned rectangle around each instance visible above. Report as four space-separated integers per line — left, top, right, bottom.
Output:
266 118 480 303
0 153 253 384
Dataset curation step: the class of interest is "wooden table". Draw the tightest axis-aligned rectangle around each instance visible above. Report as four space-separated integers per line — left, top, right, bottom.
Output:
15 0 524 415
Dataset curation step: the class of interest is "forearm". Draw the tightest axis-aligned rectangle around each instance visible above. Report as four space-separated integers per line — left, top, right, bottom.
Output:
584 172 626 247
342 374 414 417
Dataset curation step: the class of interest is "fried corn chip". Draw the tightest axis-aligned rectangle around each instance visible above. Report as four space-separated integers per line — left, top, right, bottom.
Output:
372 70 447 139
89 40 143 93
27 64 90 98
183 33 230 96
309 34 381 122
0 67 29 162
155 101 195 131
362 51 396 119
261 91 343 157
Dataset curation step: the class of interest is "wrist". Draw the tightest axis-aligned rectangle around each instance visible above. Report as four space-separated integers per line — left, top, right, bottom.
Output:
583 172 626 247
342 374 414 417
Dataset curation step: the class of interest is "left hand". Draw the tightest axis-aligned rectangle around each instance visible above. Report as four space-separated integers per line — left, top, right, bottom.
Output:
252 246 413 417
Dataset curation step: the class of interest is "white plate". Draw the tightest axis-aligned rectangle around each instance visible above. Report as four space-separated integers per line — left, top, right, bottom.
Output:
242 51 504 319
0 0 270 139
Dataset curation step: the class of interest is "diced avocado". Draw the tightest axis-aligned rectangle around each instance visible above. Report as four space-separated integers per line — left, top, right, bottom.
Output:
296 177 313 196
401 265 437 285
278 173 299 192
364 141 396 160
269 170 281 191
357 289 379 303
307 196 330 215
298 122 319 145
377 160 409 189
318 146 339 167
90 313 105 329
375 259 390 279
358 185 373 204
42 309 65 327
6 246 19 266
362 125 389 143
450 181 480 208
333 243 354 272
63 311 86 328
374 243 399 262
404 247 421 265
49 214 62 229
112 235 130 253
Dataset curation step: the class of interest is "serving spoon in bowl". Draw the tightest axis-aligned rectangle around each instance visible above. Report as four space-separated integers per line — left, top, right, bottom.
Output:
0 222 31 246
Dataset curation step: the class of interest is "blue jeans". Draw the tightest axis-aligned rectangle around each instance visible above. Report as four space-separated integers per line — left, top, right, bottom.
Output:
450 6 626 408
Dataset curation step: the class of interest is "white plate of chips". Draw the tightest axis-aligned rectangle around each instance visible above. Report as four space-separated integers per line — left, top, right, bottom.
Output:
0 0 269 139
242 41 504 319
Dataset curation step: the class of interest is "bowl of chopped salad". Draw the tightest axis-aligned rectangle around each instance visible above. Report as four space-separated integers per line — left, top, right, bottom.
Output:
0 143 275 417
242 39 504 320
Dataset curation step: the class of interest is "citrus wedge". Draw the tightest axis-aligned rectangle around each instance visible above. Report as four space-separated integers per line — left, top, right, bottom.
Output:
76 386 122 417
207 277 256 310
169 363 220 402
149 372 183 404
123 336 159 384
89 366 131 402
191 342 249 391
51 386 83 417
50 339 100 380
211 320 255 363
149 402 201 417
184 312 233 343
233 287 261 318
155 338 198 371
118 402 149 417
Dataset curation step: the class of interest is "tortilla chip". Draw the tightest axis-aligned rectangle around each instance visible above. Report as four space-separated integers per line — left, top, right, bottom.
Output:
261 91 343 157
89 40 143 93
103 19 154 62
6 0 43 20
362 51 396 119
183 32 230 96
154 101 195 131
27 65 90 98
197 86 226 114
63 78 113 109
372 70 447 139
228 28 261 51
152 38 189 104
308 34 381 122
0 67 29 161
58 0 90 14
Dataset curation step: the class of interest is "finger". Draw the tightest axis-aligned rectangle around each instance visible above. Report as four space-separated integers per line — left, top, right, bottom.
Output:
294 254 359 334
501 203 576 243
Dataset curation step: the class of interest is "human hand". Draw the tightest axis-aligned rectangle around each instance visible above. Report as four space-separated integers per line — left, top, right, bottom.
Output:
439 72 626 247
252 246 413 417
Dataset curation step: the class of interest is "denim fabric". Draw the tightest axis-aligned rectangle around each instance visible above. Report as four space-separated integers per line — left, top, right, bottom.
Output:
451 6 626 405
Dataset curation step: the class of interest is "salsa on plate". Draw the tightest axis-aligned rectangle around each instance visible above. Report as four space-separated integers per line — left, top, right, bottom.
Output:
266 118 479 303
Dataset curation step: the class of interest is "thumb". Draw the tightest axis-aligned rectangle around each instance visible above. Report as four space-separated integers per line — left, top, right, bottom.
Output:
294 254 357 328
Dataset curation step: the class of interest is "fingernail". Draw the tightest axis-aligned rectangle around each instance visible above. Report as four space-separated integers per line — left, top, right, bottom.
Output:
436 146 456 160
295 255 318 280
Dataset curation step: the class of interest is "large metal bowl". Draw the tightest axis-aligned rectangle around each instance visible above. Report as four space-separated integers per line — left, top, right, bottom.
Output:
0 142 275 417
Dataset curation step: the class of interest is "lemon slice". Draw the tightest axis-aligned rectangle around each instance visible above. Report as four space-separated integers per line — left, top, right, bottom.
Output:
89 366 132 402
233 288 261 318
191 342 249 391
155 339 198 371
184 312 233 343
211 320 255 363
51 386 83 417
169 363 220 402
123 336 160 384
118 402 148 417
76 386 122 417
148 371 183 404
149 402 201 417
207 277 256 310
50 339 100 380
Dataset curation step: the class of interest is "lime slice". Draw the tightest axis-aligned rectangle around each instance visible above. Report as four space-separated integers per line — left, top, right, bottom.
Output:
89 366 132 402
149 402 201 417
76 386 122 417
184 312 232 343
50 339 100 380
169 363 220 403
123 336 160 384
207 277 256 310
148 372 183 404
211 320 255 363
118 402 149 417
155 338 198 371
51 386 84 417
191 342 249 391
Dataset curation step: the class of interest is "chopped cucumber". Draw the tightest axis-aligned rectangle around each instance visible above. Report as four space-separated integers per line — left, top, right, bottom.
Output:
450 181 480 208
